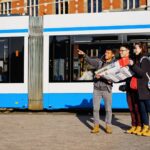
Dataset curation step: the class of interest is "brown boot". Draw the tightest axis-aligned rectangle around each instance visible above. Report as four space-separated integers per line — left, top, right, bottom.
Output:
91 124 100 133
132 126 142 134
106 124 112 134
126 126 136 134
137 125 149 136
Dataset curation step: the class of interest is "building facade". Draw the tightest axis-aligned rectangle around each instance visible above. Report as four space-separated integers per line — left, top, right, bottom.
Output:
0 0 149 16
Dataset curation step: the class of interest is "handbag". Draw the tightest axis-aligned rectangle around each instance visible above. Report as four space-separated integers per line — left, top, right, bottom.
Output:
130 77 137 90
146 73 150 90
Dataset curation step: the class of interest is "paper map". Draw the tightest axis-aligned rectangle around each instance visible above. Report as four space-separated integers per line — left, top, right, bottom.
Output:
95 59 134 82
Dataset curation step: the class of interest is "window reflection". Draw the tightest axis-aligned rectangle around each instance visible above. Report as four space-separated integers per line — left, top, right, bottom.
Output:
49 36 70 82
0 37 24 83
49 35 150 82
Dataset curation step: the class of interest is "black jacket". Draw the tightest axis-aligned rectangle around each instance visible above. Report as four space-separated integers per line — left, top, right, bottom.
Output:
130 54 150 100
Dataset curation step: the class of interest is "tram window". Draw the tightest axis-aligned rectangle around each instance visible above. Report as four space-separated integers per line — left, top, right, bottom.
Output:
49 36 70 82
49 35 122 82
49 35 148 82
72 42 118 82
0 37 24 83
72 39 120 82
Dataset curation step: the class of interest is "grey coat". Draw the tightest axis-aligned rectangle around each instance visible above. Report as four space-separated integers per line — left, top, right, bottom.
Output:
85 55 115 92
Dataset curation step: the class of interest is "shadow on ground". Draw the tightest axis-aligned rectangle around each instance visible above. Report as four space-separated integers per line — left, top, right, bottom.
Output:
76 112 130 132
64 98 130 131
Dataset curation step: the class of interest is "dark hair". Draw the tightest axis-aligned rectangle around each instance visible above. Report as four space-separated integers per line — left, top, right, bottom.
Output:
134 42 147 55
120 43 130 50
105 47 116 55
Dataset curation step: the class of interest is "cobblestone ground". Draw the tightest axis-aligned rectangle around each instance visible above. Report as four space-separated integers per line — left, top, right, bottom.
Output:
0 112 149 150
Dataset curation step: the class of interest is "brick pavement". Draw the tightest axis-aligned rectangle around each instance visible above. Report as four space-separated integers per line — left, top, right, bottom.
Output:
0 112 149 150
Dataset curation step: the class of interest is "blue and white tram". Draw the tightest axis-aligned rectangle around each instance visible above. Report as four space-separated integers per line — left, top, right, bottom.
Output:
0 11 150 110
0 16 29 108
42 11 150 110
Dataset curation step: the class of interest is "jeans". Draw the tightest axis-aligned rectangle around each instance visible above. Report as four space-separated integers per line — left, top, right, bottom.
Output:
139 100 150 125
93 88 112 125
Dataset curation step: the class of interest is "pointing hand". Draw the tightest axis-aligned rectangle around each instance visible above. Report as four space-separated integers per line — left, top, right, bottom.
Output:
77 49 85 55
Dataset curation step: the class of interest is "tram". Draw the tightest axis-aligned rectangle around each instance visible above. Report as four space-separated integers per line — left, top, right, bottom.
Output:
0 11 150 110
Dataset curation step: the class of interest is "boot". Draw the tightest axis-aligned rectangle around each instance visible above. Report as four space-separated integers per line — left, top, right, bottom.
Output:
126 126 136 134
137 125 149 136
132 126 142 134
105 124 112 134
91 124 100 133
143 129 150 137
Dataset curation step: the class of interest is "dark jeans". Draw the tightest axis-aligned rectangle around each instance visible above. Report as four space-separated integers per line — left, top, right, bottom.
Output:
139 99 150 126
127 90 142 126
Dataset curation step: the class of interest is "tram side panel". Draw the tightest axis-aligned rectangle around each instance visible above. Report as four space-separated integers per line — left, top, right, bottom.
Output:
42 35 128 110
43 12 150 110
0 16 29 109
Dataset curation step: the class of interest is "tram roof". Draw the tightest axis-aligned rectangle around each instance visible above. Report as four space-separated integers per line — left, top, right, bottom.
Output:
43 11 150 36
0 15 29 37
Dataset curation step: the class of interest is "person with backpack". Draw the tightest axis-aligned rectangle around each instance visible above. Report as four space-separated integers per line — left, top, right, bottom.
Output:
129 42 150 136
78 48 116 134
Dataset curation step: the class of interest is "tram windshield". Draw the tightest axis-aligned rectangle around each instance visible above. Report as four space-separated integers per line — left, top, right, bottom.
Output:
0 37 24 83
49 34 150 82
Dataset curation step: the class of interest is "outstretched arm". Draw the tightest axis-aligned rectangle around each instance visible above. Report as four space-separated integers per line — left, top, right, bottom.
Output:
77 49 100 69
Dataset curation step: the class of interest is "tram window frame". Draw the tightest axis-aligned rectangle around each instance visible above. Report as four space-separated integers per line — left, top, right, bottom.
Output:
49 36 71 82
48 34 150 83
49 35 123 83
71 42 121 82
0 37 24 83
127 35 150 41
